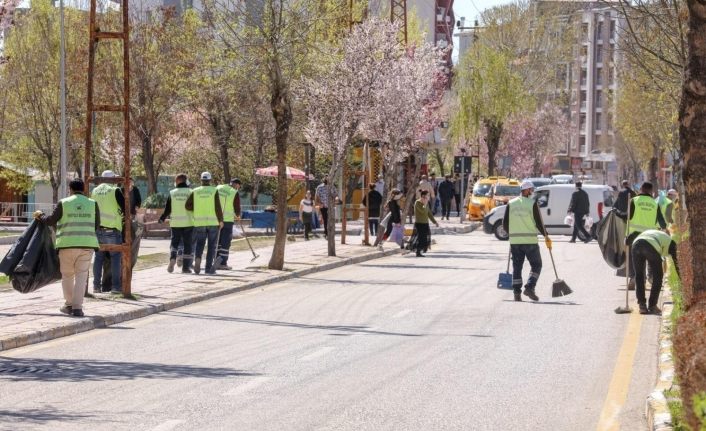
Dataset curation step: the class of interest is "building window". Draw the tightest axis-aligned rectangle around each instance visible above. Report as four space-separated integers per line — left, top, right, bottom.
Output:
579 137 587 153
607 113 613 131
596 112 602 129
609 67 615 85
580 114 587 131
597 21 603 41
580 90 587 109
581 69 587 86
596 68 603 85
610 20 616 39
582 23 589 39
596 45 603 62
596 90 603 107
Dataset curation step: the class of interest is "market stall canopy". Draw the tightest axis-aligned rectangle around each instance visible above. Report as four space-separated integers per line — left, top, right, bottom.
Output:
255 166 314 181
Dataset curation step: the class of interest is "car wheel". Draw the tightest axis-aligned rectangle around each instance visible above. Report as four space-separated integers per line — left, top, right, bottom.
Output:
494 221 509 241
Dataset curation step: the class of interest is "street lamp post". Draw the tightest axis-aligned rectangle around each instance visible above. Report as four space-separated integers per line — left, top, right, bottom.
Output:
459 147 467 223
59 0 67 199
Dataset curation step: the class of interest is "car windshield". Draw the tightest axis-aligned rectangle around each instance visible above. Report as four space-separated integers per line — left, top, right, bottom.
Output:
530 179 551 187
473 183 492 197
495 185 521 196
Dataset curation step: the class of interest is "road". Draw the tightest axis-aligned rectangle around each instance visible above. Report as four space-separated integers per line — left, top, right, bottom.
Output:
0 231 660 430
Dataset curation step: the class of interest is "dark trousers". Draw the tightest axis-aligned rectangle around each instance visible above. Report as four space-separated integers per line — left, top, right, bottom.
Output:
217 222 233 266
320 207 329 237
369 218 379 236
454 193 461 215
195 226 219 272
94 229 122 292
571 212 591 241
510 244 542 293
414 223 431 253
632 240 664 307
170 227 193 270
441 198 452 219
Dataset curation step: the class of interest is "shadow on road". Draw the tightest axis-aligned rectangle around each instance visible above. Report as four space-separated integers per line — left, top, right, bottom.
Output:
0 356 258 382
500 300 581 306
163 311 422 337
0 407 97 425
355 263 493 271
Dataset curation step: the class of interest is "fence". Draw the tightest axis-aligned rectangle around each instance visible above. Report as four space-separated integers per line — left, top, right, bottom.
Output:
0 202 56 224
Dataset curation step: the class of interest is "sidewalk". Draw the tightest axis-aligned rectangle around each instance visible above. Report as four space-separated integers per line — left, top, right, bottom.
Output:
0 219 479 352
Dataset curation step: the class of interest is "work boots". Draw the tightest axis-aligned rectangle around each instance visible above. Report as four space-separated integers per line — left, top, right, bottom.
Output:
167 259 176 273
523 287 539 302
194 258 202 275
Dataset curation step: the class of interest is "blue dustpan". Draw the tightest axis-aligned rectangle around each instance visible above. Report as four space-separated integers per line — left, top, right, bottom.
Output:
497 272 513 289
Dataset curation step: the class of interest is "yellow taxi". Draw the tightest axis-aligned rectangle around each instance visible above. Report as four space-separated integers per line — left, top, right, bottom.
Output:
467 177 522 221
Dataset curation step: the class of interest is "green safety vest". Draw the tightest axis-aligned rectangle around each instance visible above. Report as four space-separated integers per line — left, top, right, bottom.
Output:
91 183 123 231
508 196 538 245
216 184 237 222
192 185 218 227
628 195 658 236
636 229 673 257
169 187 193 228
55 194 99 249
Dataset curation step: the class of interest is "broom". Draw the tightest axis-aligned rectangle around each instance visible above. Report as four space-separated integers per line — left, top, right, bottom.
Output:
238 218 260 262
537 209 572 297
615 200 632 314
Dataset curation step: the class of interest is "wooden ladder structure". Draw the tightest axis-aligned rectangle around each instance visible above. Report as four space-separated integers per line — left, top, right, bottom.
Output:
84 0 134 297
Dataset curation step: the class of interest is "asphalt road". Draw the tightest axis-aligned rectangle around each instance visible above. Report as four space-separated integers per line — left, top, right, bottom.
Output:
0 231 660 431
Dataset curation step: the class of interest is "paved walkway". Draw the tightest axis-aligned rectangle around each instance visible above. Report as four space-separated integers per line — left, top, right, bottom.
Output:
0 219 477 352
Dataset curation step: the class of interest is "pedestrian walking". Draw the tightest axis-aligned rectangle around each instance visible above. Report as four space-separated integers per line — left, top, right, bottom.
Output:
186 172 223 275
453 173 462 216
631 229 679 315
438 175 455 220
315 177 338 238
381 189 403 248
502 181 551 302
362 183 383 236
215 178 242 270
159 173 194 274
614 180 636 216
660 189 678 226
34 178 99 317
413 190 439 257
429 172 440 215
416 175 435 212
299 190 314 240
91 170 125 294
567 181 592 243
121 177 142 217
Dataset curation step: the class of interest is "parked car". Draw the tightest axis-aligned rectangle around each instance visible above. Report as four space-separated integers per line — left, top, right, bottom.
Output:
523 177 552 188
482 184 615 241
467 177 521 221
550 174 574 184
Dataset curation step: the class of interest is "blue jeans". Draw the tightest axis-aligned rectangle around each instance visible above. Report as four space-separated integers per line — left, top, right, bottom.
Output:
217 222 233 266
170 227 193 270
510 244 542 293
94 229 122 292
194 226 219 272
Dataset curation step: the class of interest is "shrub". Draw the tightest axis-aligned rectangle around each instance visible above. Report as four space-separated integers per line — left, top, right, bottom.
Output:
143 194 168 209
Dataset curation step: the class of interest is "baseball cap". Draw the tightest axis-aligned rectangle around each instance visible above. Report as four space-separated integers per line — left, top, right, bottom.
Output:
230 178 241 185
201 171 212 180
667 189 678 196
102 170 116 178
520 181 534 191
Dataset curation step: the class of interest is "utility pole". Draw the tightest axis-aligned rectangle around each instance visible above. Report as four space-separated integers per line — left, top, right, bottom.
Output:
59 0 67 199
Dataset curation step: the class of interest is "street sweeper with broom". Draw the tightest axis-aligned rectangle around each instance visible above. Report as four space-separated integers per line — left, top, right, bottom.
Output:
502 181 551 302
631 229 679 315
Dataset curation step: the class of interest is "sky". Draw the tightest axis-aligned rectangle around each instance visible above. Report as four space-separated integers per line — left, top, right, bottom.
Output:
452 0 509 61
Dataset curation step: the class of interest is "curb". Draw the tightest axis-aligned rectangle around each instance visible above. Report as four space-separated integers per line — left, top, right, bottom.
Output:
0 247 403 353
646 284 675 431
0 235 20 245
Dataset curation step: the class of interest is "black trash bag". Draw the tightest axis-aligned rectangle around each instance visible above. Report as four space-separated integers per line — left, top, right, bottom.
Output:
10 222 61 293
0 221 39 275
596 209 626 269
100 221 143 291
405 228 418 251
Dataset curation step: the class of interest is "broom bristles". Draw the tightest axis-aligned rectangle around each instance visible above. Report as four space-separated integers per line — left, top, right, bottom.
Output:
552 279 573 297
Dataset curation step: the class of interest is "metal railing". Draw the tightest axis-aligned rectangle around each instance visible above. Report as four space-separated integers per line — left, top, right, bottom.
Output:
0 202 56 224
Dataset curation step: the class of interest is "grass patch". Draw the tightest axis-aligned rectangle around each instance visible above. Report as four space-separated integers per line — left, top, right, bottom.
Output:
669 264 685 325
665 386 689 431
0 231 18 238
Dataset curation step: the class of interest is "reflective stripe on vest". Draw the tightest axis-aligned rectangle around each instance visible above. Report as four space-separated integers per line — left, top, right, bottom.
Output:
628 195 658 235
91 183 123 231
56 194 99 249
169 187 194 228
217 184 236 222
193 186 218 227
636 229 672 256
508 196 538 245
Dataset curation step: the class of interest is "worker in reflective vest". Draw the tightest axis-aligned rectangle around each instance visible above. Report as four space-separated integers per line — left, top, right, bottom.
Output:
502 181 551 302
91 170 125 294
160 173 194 273
631 230 679 315
625 182 666 283
215 178 242 270
185 172 223 275
34 178 100 317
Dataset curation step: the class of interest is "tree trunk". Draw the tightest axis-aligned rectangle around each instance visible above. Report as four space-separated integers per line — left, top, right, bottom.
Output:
141 133 157 195
434 148 445 177
267 61 292 271
485 119 502 176
648 155 659 189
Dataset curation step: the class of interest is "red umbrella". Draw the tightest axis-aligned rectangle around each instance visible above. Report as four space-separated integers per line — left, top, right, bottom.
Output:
255 165 312 181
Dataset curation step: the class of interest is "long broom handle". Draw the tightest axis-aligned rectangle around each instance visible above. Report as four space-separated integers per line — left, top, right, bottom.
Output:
534 200 561 280
238 218 258 257
506 247 511 273
625 197 632 306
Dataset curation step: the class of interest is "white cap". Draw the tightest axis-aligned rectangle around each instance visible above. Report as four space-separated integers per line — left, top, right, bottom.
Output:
520 181 534 191
201 171 212 180
667 189 678 196
102 170 116 178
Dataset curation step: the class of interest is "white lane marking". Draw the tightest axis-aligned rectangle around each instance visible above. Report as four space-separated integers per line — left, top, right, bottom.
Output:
393 309 413 318
224 376 272 396
422 295 440 303
150 420 185 431
353 326 378 336
300 346 335 361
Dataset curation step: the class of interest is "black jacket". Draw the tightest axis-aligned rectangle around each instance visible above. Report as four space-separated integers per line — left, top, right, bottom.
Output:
438 180 455 200
387 199 401 224
362 190 383 217
614 188 635 213
568 188 590 214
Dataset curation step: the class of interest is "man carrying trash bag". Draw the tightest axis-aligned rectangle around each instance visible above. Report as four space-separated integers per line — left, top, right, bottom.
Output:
34 178 100 317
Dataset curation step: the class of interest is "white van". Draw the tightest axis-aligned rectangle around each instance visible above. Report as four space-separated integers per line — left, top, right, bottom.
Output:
482 184 615 240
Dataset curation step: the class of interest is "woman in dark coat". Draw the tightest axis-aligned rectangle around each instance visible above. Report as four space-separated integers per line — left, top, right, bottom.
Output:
382 189 403 246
